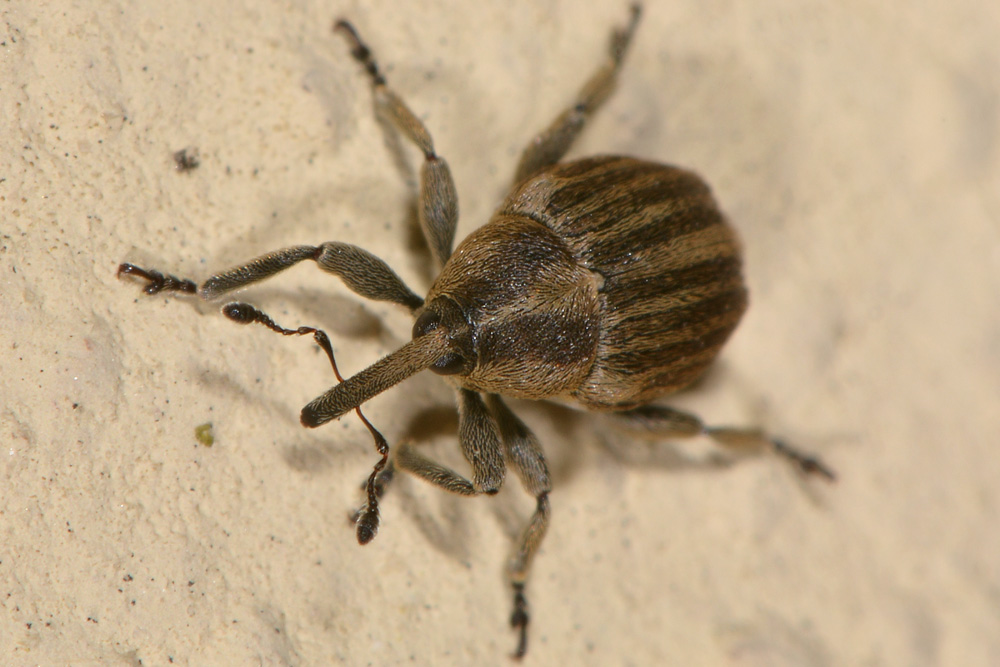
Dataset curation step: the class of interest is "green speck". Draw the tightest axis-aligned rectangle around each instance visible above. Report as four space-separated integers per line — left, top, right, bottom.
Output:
195 423 214 447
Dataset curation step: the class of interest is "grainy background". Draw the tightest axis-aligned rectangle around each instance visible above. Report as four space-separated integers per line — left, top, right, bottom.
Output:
2 1 998 664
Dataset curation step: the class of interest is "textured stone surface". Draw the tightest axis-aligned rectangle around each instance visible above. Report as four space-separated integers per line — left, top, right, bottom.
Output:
2 1 998 664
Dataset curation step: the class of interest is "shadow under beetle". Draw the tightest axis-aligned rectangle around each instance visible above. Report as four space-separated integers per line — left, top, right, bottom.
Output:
118 4 834 659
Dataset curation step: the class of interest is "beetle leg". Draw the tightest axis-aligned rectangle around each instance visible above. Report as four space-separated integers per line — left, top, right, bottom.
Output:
393 442 477 495
614 404 836 481
119 242 423 311
513 4 642 183
116 263 197 295
335 19 458 268
485 394 552 660
392 393 545 658
707 428 837 482
457 390 506 493
384 390 505 495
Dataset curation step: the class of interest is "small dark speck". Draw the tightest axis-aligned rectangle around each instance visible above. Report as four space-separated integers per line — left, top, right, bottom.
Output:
174 147 200 172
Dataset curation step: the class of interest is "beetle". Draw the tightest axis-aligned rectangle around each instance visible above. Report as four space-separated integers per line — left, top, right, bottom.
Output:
118 4 833 658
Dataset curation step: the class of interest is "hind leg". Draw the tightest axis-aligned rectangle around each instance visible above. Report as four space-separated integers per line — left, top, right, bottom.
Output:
613 404 836 481
513 4 642 183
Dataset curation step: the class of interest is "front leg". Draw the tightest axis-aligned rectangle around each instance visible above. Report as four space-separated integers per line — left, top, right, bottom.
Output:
458 389 506 493
117 263 197 295
392 389 506 493
119 242 423 311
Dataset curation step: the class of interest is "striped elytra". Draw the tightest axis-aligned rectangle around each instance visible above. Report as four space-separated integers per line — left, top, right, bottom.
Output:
424 155 747 411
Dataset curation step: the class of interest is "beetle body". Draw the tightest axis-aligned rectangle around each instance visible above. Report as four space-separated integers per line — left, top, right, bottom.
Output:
119 6 831 659
421 155 747 410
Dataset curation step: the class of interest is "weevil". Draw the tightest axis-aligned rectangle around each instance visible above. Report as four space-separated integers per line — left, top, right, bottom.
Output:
118 5 834 658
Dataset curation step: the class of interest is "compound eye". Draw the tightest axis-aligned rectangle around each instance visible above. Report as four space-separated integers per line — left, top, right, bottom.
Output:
412 304 471 375
430 352 465 376
412 309 440 339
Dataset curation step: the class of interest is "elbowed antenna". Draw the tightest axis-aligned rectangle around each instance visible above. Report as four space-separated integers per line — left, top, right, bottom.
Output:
301 327 452 427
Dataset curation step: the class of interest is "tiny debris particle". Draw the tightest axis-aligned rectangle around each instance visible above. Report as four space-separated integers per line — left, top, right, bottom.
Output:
194 422 214 447
173 146 200 172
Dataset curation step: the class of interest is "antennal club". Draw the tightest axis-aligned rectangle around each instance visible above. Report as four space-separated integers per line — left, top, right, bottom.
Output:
222 302 390 544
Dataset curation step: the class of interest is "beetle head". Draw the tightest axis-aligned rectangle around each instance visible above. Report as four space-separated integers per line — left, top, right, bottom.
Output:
300 215 601 428
416 215 602 400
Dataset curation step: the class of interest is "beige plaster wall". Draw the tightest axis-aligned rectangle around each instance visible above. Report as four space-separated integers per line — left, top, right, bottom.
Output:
2 0 998 664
